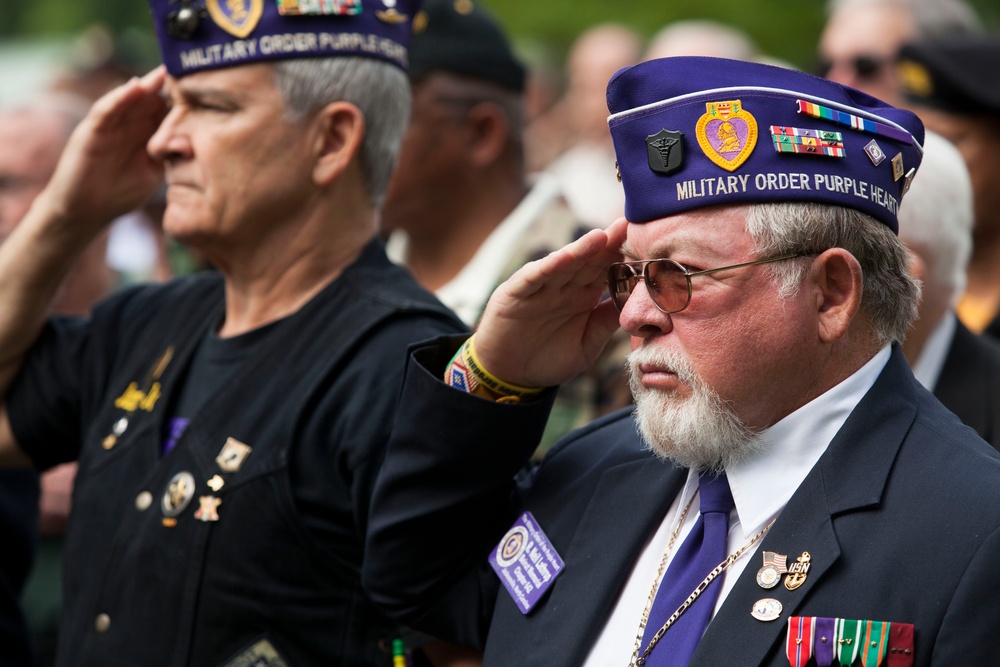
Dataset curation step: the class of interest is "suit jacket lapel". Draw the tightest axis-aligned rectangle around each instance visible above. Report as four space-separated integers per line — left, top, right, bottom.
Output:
692 347 920 665
531 455 686 666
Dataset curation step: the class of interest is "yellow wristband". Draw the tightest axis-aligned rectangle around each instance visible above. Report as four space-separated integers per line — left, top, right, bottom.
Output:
464 334 543 399
443 335 543 402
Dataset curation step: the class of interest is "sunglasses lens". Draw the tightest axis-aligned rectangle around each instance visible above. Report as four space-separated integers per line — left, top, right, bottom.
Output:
854 55 883 78
608 260 690 313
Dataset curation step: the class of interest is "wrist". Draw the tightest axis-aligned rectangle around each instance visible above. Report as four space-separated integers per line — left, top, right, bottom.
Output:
444 334 544 403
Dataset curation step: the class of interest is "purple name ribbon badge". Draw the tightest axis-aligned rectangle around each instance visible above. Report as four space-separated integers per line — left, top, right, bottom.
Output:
489 511 565 614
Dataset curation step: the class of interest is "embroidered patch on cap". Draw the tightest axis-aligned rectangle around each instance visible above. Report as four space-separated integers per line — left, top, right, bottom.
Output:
696 100 757 172
770 126 844 158
206 0 264 38
276 0 362 16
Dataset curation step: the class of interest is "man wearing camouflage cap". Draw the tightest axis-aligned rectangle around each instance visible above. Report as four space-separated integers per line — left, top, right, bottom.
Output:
0 1 462 665
365 56 1000 665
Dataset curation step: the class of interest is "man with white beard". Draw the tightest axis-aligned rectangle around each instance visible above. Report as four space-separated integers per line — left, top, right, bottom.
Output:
365 56 1000 666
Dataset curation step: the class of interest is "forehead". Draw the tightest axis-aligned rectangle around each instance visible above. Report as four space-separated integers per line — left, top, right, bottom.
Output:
165 63 282 103
820 4 915 56
622 206 755 260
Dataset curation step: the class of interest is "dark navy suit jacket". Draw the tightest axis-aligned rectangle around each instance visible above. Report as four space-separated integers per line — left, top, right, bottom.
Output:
933 317 1000 449
365 337 1000 666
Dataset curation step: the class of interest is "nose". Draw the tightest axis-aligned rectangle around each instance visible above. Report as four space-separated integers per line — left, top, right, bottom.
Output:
618 279 673 339
147 107 190 163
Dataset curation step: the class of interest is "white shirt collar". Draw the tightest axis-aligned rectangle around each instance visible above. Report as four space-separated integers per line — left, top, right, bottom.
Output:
726 344 892 538
910 313 956 392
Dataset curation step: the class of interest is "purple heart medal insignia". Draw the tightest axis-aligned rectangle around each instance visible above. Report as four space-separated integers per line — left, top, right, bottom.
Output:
695 100 758 172
489 512 565 614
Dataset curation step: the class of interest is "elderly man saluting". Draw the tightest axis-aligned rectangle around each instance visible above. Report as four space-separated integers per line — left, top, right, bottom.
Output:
0 1 463 665
365 57 1000 665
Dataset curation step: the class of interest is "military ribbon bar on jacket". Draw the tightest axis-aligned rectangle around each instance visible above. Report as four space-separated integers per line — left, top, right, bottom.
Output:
787 617 913 666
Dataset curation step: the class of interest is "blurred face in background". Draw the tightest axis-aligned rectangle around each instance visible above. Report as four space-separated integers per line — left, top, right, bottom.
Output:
0 111 67 242
818 2 916 105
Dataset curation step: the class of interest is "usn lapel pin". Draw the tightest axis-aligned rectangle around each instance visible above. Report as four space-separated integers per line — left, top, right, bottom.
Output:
784 551 811 591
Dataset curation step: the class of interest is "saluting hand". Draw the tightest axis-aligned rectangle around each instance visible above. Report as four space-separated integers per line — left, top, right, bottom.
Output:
474 218 628 390
37 66 168 236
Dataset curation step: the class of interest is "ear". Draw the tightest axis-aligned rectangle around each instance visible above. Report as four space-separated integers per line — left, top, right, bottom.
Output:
810 248 864 344
465 102 509 167
311 101 365 187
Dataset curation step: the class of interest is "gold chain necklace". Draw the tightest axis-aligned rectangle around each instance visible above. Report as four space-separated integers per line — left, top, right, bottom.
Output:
627 492 776 667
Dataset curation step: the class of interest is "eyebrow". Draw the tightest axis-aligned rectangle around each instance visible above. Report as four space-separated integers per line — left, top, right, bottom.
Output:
620 236 721 262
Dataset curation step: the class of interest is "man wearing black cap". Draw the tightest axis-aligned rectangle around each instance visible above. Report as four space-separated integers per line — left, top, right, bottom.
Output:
365 56 1000 665
898 36 1000 342
381 0 630 448
0 1 462 665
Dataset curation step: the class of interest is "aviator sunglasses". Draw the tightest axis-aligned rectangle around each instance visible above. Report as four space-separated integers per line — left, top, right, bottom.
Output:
607 254 804 313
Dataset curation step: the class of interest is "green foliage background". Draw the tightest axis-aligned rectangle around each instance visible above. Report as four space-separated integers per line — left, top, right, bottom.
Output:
1 0 997 72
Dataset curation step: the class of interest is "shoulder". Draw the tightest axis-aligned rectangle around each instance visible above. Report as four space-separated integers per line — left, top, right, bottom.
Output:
539 407 651 476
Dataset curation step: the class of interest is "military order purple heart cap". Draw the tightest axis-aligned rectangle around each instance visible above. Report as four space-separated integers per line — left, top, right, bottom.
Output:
148 0 422 77
607 57 925 233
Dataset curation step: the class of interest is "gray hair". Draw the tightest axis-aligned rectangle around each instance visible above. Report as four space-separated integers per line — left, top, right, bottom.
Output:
745 202 921 347
271 57 411 208
897 130 973 299
826 0 983 39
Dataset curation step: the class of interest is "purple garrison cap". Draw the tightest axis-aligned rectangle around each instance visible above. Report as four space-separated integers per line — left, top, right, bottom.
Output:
148 0 422 77
607 57 925 233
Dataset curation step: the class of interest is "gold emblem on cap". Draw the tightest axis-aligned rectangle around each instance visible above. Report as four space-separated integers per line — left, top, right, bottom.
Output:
696 100 758 172
898 59 934 99
216 437 252 472
377 0 409 24
891 153 905 182
206 0 264 39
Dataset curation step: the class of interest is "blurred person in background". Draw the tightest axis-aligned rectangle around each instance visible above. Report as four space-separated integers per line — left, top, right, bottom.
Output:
382 0 632 456
0 94 118 667
527 24 641 226
645 19 759 61
897 130 1000 447
897 37 1000 340
817 0 982 105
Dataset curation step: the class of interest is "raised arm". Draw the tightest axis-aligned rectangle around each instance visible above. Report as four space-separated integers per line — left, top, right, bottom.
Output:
0 67 168 466
473 217 627 390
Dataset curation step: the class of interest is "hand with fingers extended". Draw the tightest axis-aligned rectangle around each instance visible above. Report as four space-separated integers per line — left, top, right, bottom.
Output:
37 67 169 237
474 218 628 390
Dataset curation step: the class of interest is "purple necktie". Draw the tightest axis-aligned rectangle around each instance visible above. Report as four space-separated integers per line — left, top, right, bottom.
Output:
640 472 734 666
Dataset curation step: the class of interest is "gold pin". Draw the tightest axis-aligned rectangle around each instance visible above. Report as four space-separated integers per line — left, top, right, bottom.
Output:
162 518 178 528
216 437 252 473
162 471 196 517
102 435 117 450
194 496 222 522
207 475 225 492
784 551 811 591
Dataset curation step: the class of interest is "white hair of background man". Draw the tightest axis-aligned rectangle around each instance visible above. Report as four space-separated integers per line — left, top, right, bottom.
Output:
897 130 974 300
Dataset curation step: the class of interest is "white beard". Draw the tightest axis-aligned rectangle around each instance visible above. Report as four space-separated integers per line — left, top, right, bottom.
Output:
628 345 763 473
